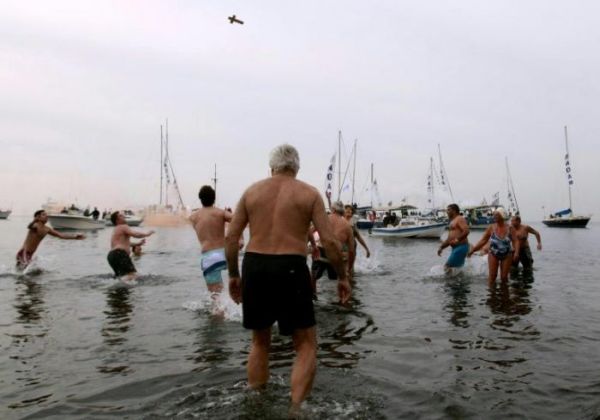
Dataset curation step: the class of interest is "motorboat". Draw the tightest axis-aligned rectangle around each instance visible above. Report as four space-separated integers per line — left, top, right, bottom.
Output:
48 213 105 230
0 209 11 219
370 218 447 238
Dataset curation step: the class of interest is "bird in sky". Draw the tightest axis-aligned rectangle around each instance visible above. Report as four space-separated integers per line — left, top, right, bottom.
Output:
228 15 244 25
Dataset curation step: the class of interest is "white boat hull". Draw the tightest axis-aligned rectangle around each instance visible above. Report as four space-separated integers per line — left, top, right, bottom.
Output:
0 210 11 220
370 222 447 238
48 214 106 230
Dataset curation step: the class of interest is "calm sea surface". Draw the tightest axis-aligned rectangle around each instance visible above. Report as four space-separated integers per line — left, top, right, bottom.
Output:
1 215 599 419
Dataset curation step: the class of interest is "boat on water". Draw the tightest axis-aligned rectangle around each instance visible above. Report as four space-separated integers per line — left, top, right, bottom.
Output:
542 127 591 228
48 213 106 230
463 203 510 229
370 218 447 238
0 209 11 219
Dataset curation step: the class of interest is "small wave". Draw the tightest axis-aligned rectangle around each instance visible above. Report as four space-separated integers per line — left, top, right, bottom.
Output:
182 292 242 321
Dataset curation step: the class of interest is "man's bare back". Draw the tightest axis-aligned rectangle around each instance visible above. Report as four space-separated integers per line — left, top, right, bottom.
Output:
21 223 51 255
190 207 232 251
241 175 320 256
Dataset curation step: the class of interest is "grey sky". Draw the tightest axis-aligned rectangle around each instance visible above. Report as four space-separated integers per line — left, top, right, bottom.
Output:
1 1 599 221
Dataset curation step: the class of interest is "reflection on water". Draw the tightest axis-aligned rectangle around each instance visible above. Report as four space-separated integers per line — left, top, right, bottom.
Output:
188 315 234 371
14 278 47 325
443 278 472 328
97 287 134 375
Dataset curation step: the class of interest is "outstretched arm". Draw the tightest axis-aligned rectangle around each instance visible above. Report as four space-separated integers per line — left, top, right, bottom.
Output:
354 227 370 257
125 227 155 239
528 226 542 250
468 226 492 256
225 193 249 304
48 228 85 240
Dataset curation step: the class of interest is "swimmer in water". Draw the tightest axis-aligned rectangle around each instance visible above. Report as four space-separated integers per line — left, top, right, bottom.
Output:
16 210 85 270
468 209 519 284
189 185 233 295
437 204 470 273
107 211 154 281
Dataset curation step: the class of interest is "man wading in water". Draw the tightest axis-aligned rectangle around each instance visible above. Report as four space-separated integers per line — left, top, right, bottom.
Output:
437 204 470 272
225 144 350 414
107 211 155 281
16 210 85 270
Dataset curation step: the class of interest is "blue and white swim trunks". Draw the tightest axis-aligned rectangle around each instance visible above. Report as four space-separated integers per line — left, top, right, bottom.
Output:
201 248 227 285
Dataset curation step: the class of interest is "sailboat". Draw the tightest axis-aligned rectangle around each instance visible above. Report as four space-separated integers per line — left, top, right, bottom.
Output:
143 120 189 227
542 126 591 228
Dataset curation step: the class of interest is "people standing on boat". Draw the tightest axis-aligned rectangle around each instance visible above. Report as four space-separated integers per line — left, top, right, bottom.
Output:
437 204 470 271
510 215 542 271
224 144 350 414
344 204 370 273
468 208 519 284
189 185 233 295
16 210 85 270
91 207 100 220
107 211 154 280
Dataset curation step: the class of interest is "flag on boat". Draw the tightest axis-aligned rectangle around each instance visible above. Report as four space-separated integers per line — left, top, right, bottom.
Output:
325 154 336 200
565 153 574 185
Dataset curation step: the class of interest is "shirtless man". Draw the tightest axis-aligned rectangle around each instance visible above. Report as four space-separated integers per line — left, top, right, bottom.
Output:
311 201 355 283
189 185 233 294
107 211 154 280
344 204 370 274
225 144 350 413
16 210 85 270
437 204 470 270
510 215 542 270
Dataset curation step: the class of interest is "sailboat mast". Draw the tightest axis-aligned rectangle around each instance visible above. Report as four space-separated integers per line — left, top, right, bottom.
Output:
160 125 163 206
505 157 519 214
165 119 169 207
370 163 374 208
565 126 573 212
337 130 342 201
438 144 454 202
351 139 357 205
212 164 217 193
429 157 435 209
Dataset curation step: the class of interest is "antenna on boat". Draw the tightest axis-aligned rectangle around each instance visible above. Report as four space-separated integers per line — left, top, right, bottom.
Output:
212 163 218 194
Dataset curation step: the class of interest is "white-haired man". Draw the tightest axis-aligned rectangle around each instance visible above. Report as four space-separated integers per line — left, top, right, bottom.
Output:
225 144 350 412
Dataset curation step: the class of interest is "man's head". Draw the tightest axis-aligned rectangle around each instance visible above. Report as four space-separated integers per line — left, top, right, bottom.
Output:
132 244 142 256
198 185 216 207
344 204 354 219
110 211 124 226
446 203 460 218
331 201 344 215
511 215 522 228
269 144 300 175
34 209 48 222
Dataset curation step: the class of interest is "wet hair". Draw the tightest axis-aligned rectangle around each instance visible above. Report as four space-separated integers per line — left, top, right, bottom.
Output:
447 203 460 213
28 209 45 230
269 144 300 174
344 204 354 214
331 201 345 215
110 211 120 226
512 215 521 222
198 185 216 207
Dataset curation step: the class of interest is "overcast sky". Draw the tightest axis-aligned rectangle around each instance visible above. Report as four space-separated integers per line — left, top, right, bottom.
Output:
1 1 599 221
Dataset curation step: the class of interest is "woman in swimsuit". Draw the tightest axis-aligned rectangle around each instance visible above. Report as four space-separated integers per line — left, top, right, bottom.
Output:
468 209 520 284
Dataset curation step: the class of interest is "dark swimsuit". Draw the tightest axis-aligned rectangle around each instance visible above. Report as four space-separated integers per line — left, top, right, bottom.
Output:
107 249 137 277
241 252 315 336
489 228 512 260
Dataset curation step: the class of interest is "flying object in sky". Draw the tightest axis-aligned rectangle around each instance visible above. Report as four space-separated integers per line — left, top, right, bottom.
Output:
228 15 244 25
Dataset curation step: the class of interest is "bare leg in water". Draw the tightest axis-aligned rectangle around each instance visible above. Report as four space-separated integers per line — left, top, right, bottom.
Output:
290 326 317 414
247 328 271 389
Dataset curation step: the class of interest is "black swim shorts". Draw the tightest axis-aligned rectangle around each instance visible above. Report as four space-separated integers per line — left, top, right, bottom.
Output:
513 246 534 269
241 252 315 336
311 247 338 280
107 248 137 277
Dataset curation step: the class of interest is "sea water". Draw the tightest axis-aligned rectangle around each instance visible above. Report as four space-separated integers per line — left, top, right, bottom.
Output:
1 215 599 418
